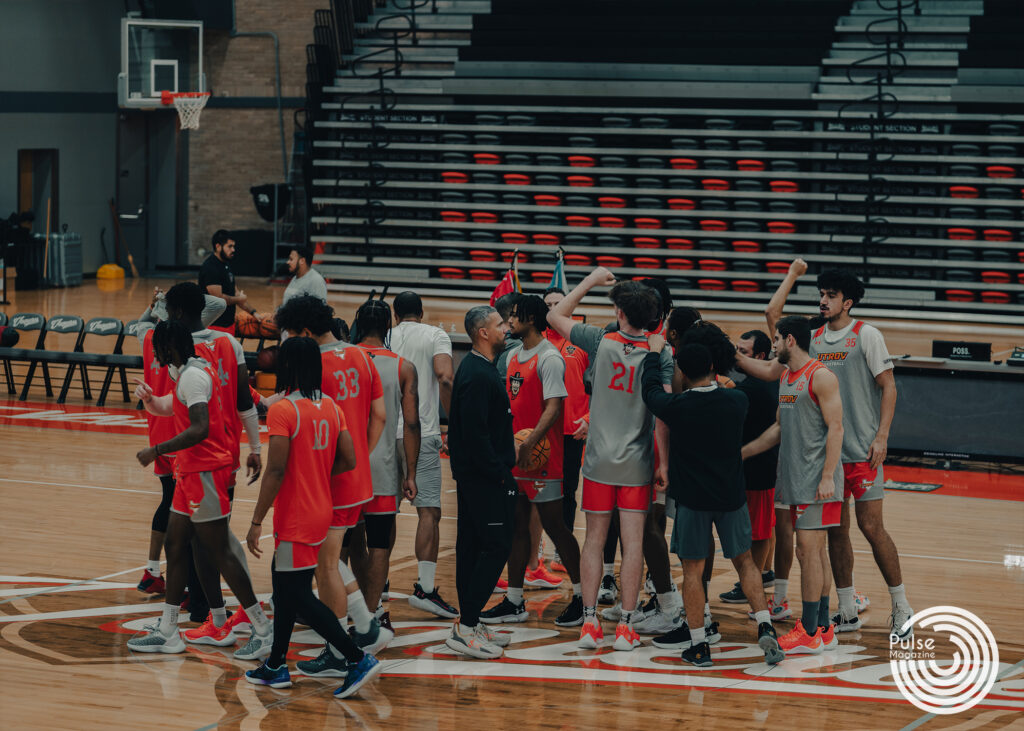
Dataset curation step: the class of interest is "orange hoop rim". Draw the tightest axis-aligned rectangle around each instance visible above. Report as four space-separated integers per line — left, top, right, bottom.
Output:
160 90 211 106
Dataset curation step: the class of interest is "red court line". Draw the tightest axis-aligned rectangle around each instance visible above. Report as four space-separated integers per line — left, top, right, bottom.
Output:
887 465 1024 502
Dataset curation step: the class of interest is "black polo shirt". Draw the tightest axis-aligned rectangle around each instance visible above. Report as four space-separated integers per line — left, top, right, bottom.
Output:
198 253 236 328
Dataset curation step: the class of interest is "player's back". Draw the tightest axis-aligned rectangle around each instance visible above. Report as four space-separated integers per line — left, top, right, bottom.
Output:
193 329 244 464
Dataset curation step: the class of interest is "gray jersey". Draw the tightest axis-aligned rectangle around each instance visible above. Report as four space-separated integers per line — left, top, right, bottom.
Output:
810 320 891 463
360 345 403 497
570 323 674 486
776 360 844 506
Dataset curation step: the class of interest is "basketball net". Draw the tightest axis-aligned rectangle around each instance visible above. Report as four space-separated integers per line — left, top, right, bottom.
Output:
161 91 210 130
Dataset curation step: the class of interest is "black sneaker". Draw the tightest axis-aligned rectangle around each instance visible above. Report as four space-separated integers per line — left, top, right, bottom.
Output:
597 574 618 605
652 624 693 650
636 594 659 620
554 595 584 627
681 641 713 667
757 622 785 665
705 620 722 645
718 582 747 603
408 582 459 619
762 570 776 588
479 597 528 624
295 645 350 677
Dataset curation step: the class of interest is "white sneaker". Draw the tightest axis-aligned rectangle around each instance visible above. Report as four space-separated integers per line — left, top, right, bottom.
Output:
234 631 273 661
597 574 618 604
127 627 185 654
600 602 622 622
832 611 862 633
477 623 512 648
633 609 683 636
890 606 914 641
444 624 502 659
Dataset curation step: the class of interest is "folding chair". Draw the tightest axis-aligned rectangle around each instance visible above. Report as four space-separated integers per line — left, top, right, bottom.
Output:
84 318 130 406
10 312 50 399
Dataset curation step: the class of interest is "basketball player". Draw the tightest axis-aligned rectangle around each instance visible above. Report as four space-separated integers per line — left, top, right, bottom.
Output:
243 336 382 698
273 295 391 675
389 291 459 618
547 267 674 651
480 295 584 627
352 299 421 625
129 321 272 657
743 316 844 654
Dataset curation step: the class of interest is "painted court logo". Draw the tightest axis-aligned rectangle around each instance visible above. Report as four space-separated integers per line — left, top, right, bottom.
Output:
890 606 1000 715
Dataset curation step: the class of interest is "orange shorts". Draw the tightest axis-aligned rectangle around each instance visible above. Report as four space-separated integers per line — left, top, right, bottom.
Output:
746 488 776 541
172 467 233 522
154 454 175 477
581 478 651 514
363 495 399 515
789 501 842 530
274 539 321 571
843 462 885 501
331 499 370 529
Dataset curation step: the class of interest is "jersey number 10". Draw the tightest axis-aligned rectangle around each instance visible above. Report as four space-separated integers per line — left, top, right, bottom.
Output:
608 362 636 394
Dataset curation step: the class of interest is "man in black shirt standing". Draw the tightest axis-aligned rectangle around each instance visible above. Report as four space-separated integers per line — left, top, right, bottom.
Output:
641 336 783 668
445 305 518 659
198 230 257 334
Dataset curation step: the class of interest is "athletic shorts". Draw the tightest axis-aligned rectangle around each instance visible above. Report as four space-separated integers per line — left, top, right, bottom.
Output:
788 501 842 530
410 434 442 509
746 488 776 541
364 494 399 515
154 454 175 477
171 467 232 522
581 478 650 514
843 462 884 501
517 478 562 503
331 499 370 530
671 503 751 560
274 539 322 571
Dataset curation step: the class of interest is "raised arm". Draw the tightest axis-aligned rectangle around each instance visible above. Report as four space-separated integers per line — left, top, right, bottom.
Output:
765 258 807 337
735 351 786 382
548 266 617 340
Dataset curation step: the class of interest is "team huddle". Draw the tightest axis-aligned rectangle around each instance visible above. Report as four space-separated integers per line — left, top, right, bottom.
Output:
124 256 914 697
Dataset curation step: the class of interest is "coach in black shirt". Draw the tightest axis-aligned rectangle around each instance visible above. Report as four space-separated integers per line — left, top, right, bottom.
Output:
198 230 255 332
445 305 518 658
641 335 783 667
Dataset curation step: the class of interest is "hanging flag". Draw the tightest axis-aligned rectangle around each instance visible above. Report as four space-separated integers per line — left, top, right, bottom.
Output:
489 268 516 305
551 248 568 293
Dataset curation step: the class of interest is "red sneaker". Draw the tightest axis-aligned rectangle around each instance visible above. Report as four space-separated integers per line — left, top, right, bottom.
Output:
778 620 823 655
613 622 642 651
137 571 165 595
578 619 604 649
223 607 252 636
183 614 237 647
820 623 838 650
524 563 563 589
493 577 508 593
550 560 568 574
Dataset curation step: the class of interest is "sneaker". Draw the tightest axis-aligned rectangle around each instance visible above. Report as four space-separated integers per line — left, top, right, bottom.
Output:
555 595 584 627
183 614 237 647
749 597 792 621
597 574 618 605
890 606 914 641
524 563 563 589
550 554 568 574
378 611 394 633
757 622 785 665
635 595 659 621
652 624 693 650
445 623 502 659
127 627 185 654
613 622 642 651
718 583 747 604
680 641 713 667
600 602 622 622
223 607 252 636
335 654 382 699
831 611 862 633
705 621 722 645
778 621 823 655
854 591 870 613
493 578 508 593
578 619 603 649
409 583 459 619
477 623 512 648
137 571 165 595
633 609 683 636
820 623 838 650
762 570 776 588
382 579 390 602
354 618 394 654
479 597 528 625
245 662 292 688
643 571 656 597
234 631 274 661
295 645 350 677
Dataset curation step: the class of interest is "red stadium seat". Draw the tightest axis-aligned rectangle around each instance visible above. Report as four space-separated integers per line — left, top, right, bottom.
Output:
534 194 562 206
698 279 727 291
737 159 766 172
564 254 593 268
732 240 762 253
983 229 1013 242
666 258 694 270
633 237 662 249
503 173 531 185
533 233 560 246
469 269 497 281
666 238 694 250
947 228 977 240
702 178 730 191
767 261 794 274
598 216 626 228
471 212 499 224
474 153 501 165
700 219 728 232
501 232 528 245
770 180 799 193
767 221 797 235
634 217 663 229
667 198 696 210
949 185 979 199
566 215 594 227
633 257 662 269
732 280 760 292
469 250 497 262
599 196 627 208
981 271 1011 284
944 289 975 302
531 271 554 284
439 267 467 280
568 175 595 187
981 291 1011 303
670 158 699 170
568 155 596 168
699 259 728 271
442 171 469 184
986 165 1015 178
596 255 625 268
441 210 467 222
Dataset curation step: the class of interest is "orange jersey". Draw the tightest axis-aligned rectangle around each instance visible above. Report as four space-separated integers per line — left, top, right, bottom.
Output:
142 329 177 447
267 393 345 545
319 341 383 507
545 328 590 430
507 341 565 481
193 332 244 469
171 358 235 474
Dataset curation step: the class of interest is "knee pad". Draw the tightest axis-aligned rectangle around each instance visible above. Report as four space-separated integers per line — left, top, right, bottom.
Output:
364 514 394 550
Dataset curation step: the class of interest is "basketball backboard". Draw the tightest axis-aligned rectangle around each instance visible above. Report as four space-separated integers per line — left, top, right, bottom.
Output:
117 18 205 108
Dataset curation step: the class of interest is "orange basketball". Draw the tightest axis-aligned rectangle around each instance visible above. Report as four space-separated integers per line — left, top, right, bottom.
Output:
235 310 259 337
258 313 280 338
514 429 550 471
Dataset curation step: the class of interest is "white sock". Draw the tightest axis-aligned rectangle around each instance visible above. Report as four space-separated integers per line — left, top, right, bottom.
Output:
888 584 911 612
690 623 706 645
572 583 582 597
146 560 161 576
458 622 475 635
418 560 436 593
602 563 614 577
774 578 789 604
754 610 771 626
339 615 349 630
338 560 357 586
837 586 856 618
211 607 227 628
158 603 179 637
554 551 562 565
657 591 678 614
507 587 524 605
621 610 633 626
245 602 271 636
348 591 373 634
704 601 710 619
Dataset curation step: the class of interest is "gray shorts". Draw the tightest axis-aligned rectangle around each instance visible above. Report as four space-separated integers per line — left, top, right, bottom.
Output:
670 503 752 560
405 434 442 509
517 478 562 504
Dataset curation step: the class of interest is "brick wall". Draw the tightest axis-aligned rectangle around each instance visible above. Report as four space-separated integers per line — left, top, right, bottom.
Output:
186 0 323 263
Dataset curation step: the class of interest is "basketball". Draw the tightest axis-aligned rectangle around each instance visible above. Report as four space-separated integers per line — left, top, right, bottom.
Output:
234 310 260 337
255 345 278 373
514 429 550 471
257 314 280 338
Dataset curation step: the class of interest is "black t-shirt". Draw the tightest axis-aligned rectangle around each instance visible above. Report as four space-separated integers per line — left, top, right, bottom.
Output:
733 369 779 491
198 254 236 328
448 351 516 487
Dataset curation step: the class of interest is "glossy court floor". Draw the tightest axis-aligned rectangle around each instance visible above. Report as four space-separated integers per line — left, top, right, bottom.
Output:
1 278 1022 729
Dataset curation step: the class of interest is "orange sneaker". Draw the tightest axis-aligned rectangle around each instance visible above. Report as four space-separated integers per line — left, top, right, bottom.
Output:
223 607 252 636
493 577 508 593
578 619 604 649
778 620 823 655
525 563 563 589
820 623 838 650
183 614 237 647
550 554 568 574
613 622 642 651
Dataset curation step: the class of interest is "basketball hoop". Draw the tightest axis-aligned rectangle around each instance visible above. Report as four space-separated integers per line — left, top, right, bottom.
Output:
161 90 210 130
